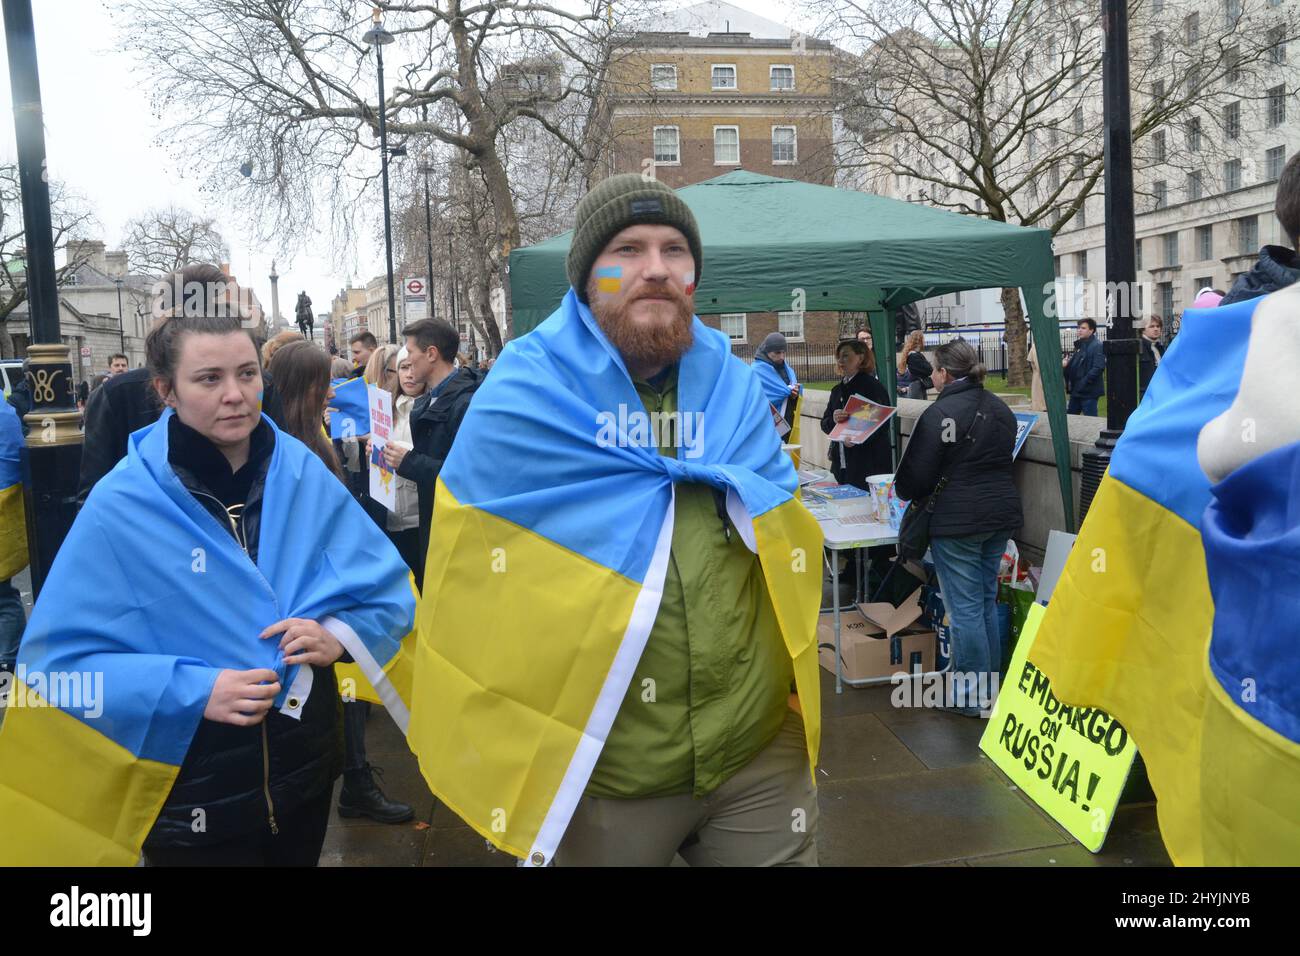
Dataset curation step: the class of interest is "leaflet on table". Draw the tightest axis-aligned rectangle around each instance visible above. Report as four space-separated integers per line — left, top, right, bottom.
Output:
827 394 896 443
367 385 397 512
1012 412 1039 461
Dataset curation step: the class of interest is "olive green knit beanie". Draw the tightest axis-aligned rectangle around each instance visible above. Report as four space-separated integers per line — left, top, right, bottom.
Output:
566 174 703 302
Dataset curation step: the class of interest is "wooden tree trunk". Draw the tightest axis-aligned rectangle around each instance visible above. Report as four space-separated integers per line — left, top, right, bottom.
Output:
1001 286 1033 388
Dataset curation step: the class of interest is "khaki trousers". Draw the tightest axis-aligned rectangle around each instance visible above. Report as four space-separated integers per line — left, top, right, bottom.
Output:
554 711 818 866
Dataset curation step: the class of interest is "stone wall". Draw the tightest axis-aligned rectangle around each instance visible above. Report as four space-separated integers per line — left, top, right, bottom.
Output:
799 390 1104 563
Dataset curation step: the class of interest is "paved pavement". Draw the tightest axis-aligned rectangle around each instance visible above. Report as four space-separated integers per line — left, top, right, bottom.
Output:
321 667 1171 867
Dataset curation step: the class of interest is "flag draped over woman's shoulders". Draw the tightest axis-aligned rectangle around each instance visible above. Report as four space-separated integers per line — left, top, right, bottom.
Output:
409 288 823 866
0 412 415 865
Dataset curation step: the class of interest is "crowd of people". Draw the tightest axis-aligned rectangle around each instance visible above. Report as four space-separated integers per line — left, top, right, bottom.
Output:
1 153 1297 868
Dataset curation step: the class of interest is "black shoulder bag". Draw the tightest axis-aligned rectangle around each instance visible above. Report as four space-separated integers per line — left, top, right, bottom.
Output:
896 391 991 561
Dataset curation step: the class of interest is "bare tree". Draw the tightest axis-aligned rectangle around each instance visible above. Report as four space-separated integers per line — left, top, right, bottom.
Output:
121 205 230 278
115 0 659 343
817 0 1300 385
0 165 99 358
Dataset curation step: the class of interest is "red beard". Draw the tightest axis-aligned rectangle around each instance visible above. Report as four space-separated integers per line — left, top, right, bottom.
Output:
588 279 695 372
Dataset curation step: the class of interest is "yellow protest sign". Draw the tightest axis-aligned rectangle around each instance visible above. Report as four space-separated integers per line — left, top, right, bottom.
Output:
979 603 1137 852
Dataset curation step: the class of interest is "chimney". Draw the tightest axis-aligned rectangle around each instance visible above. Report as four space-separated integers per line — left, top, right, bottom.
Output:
103 250 128 278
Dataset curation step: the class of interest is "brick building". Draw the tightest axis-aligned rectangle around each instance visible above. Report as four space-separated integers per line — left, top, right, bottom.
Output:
604 1 848 360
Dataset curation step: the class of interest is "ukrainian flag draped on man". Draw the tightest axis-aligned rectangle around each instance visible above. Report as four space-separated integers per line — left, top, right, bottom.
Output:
409 287 824 866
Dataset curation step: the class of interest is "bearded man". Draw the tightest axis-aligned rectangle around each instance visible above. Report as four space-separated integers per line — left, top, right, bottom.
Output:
406 174 824 866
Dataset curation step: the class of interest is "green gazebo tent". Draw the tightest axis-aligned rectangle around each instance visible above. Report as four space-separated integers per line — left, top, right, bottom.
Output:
509 170 1075 531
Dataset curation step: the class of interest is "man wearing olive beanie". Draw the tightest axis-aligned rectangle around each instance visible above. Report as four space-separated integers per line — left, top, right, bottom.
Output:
413 173 820 868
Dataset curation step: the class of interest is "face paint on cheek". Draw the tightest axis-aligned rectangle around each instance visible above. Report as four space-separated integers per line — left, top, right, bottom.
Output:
683 271 695 296
595 265 622 294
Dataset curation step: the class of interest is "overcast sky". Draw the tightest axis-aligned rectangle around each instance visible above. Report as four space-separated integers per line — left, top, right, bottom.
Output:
1 0 819 319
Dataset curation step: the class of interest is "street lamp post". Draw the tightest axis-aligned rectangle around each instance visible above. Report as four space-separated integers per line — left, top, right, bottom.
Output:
362 7 398 344
113 276 126 353
1079 0 1141 521
3 0 82 595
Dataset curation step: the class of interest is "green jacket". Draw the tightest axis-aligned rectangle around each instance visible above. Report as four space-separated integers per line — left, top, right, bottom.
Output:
586 367 794 799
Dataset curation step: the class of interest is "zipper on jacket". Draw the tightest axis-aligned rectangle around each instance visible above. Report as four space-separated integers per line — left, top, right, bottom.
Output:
191 488 277 833
261 721 279 835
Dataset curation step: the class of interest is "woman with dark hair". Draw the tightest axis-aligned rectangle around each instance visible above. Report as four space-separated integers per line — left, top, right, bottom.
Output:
267 341 344 480
896 330 932 400
895 339 1022 717
0 270 414 865
269 339 415 827
820 339 893 489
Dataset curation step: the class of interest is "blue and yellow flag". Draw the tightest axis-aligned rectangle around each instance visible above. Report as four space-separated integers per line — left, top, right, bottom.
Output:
0 400 26 582
752 354 800 408
0 412 415 865
409 288 824 866
1032 293 1300 865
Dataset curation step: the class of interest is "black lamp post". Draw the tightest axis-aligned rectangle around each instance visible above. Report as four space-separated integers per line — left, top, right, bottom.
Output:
3 0 81 595
1079 0 1141 521
363 6 398 344
113 276 126 353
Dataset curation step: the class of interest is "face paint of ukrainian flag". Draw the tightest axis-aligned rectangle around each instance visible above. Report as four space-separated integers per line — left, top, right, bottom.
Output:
594 265 622 295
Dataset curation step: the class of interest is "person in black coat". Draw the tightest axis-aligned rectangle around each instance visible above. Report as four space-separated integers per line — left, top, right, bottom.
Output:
894 339 1022 717
383 319 483 563
1137 315 1165 398
1062 318 1106 416
820 339 892 489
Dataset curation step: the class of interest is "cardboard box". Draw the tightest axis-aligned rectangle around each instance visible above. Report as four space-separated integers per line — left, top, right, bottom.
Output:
817 587 936 681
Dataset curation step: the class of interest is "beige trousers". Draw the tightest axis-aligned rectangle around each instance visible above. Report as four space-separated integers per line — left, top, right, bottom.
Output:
554 711 818 867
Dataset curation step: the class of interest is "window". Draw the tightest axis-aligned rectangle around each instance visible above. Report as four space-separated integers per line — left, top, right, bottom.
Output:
1152 32 1164 60
1153 79 1166 102
1054 255 1062 278
1224 0 1241 26
719 313 747 342
713 126 740 165
1050 162 1061 189
1236 216 1259 255
1154 180 1168 209
1197 224 1214 260
1188 170 1203 201
1077 251 1089 278
1225 45 1241 83
770 65 794 91
1225 101 1241 140
1153 0 1164 13
1078 202 1087 228
1135 238 1143 271
1027 131 1037 158
1267 85 1286 127
653 126 680 165
1268 26 1287 65
1186 117 1202 152
1266 146 1287 180
771 126 797 164
1073 106 1084 133
777 311 805 342
1153 130 1167 164
1163 232 1179 267
1185 12 1199 44
650 64 677 91
1225 158 1242 191
1158 282 1174 319
711 64 737 90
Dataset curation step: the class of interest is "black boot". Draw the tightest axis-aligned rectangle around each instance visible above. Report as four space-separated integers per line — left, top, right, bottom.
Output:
338 764 415 824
